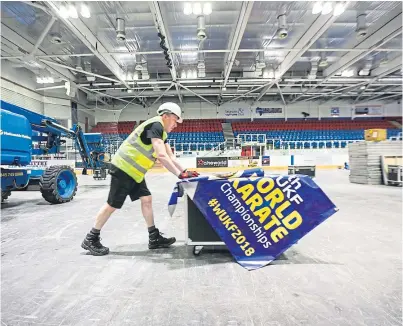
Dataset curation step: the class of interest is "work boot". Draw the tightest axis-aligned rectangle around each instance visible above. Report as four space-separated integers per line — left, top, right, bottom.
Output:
81 232 109 256
148 228 176 249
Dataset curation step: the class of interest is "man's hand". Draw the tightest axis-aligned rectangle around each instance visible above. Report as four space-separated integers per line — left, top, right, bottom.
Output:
178 169 200 179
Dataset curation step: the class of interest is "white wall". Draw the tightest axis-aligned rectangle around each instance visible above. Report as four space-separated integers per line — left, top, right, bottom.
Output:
173 149 349 169
43 96 71 119
1 60 96 129
383 102 403 117
1 60 44 114
92 99 402 122
75 89 96 128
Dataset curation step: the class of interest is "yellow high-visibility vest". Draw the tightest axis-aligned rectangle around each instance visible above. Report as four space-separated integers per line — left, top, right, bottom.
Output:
111 116 168 182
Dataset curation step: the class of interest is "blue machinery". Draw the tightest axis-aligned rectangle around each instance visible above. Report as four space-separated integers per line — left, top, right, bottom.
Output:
1 101 107 204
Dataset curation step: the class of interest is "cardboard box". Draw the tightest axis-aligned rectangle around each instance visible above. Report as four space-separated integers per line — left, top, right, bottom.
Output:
365 129 387 141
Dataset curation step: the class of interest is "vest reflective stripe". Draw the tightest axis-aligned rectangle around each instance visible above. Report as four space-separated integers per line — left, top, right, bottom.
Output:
126 135 155 157
111 116 167 182
115 149 148 174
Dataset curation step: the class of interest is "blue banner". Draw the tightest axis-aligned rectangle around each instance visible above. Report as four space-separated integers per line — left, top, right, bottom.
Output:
168 169 338 270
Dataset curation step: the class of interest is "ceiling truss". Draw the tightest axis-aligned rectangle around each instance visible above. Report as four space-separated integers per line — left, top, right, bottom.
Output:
0 1 401 106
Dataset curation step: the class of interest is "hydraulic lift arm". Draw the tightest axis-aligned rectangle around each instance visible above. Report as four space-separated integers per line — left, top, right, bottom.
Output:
41 120 99 170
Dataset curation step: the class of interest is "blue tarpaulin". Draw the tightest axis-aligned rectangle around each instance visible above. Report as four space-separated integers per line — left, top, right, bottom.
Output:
168 168 338 270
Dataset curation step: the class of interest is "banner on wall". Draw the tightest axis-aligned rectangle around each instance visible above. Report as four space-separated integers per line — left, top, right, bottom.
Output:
224 108 246 117
331 107 340 117
196 157 228 168
228 156 261 168
255 107 282 116
354 105 383 116
168 169 338 270
262 156 271 166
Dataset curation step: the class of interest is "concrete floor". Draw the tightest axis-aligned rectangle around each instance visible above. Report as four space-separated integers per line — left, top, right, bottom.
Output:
1 170 402 326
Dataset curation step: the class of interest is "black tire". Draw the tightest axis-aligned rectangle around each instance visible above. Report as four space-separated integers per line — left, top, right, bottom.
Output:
93 168 106 180
39 165 78 204
1 191 11 203
101 168 107 180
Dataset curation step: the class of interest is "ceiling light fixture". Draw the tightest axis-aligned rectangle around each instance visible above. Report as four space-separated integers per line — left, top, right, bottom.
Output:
184 3 192 15
312 2 322 15
318 57 329 67
59 4 69 19
203 3 212 15
321 2 333 15
116 18 126 42
80 4 91 18
59 3 91 19
36 76 55 84
333 2 346 16
277 14 288 39
184 2 212 16
341 69 354 77
356 14 368 38
193 3 202 15
68 4 78 19
313 1 347 16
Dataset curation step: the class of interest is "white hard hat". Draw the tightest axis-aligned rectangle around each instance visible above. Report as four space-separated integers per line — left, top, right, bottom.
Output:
157 102 183 123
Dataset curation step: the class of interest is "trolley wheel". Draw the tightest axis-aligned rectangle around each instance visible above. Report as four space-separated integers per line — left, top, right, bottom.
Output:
193 246 203 256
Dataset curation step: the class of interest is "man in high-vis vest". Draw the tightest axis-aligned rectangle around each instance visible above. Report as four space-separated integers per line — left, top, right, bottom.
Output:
81 102 199 256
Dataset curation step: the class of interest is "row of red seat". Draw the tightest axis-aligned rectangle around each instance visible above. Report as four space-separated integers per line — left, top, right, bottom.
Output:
92 118 401 134
232 121 397 131
171 128 222 132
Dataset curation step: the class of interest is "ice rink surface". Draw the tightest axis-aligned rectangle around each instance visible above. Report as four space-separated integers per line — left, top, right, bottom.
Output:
1 169 402 325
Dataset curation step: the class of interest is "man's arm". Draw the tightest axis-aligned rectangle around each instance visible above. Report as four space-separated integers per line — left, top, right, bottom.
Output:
151 138 182 176
165 143 185 172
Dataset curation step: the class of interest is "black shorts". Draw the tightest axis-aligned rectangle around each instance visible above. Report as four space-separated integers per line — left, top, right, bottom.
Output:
107 165 151 209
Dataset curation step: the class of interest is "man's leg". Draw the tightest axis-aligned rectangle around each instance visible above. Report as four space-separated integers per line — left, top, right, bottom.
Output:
95 203 117 229
132 182 176 249
82 169 130 256
82 203 116 256
140 195 155 228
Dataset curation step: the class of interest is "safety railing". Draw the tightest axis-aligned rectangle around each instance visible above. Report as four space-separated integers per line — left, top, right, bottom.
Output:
174 142 226 153
101 134 367 156
236 133 267 145
389 132 402 141
201 141 227 157
274 139 361 150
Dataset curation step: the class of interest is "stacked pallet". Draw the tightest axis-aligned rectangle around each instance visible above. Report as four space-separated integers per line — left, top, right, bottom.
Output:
348 141 402 185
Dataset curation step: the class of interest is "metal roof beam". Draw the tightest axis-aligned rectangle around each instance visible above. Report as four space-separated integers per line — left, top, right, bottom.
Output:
316 59 402 104
149 1 183 103
353 56 402 103
45 2 134 93
222 1 254 88
177 82 216 106
40 59 121 84
324 13 402 78
0 23 75 82
358 93 402 103
290 11 402 104
3 48 403 61
253 7 343 103
30 17 56 56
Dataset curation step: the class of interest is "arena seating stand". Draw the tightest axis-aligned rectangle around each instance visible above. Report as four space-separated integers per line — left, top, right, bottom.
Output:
168 119 225 151
232 119 402 149
91 118 401 152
